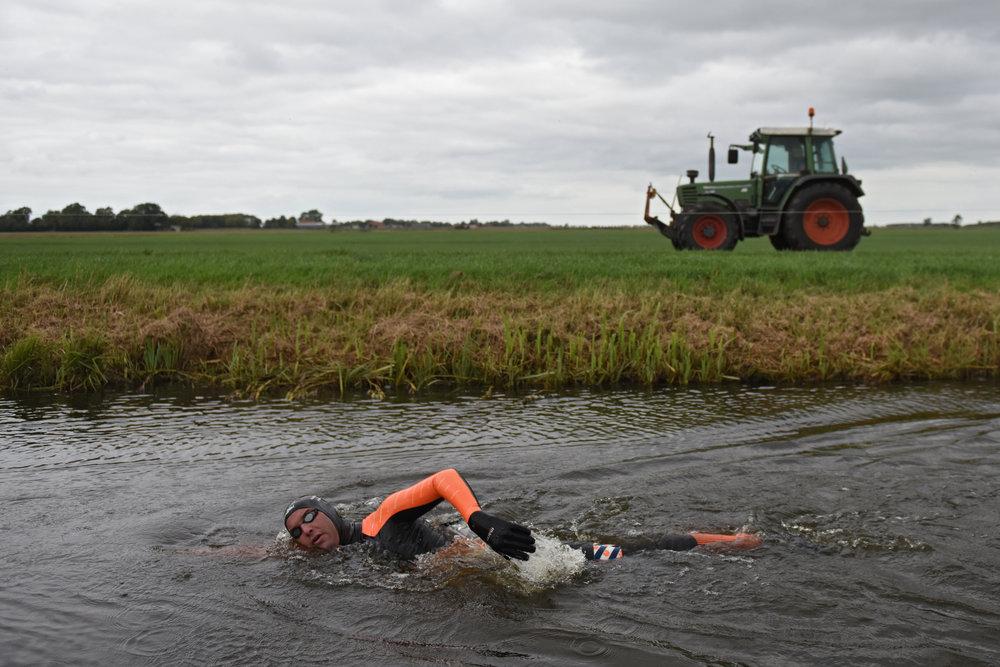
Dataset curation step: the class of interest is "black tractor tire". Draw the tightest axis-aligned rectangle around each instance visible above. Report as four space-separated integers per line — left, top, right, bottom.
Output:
768 233 790 251
781 182 864 251
677 206 739 251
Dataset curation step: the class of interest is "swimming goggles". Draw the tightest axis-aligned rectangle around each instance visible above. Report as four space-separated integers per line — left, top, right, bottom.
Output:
288 509 318 540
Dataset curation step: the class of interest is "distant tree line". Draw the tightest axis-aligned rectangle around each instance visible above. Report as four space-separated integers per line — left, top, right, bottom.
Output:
328 217 550 231
0 203 554 232
262 215 297 229
0 203 263 232
886 214 1000 229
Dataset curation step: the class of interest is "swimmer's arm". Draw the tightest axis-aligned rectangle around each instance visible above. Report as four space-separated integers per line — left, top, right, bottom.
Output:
617 534 698 552
361 468 482 537
691 532 763 549
361 468 536 560
580 532 762 559
625 533 762 551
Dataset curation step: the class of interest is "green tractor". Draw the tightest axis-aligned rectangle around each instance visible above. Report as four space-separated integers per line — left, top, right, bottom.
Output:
644 109 866 251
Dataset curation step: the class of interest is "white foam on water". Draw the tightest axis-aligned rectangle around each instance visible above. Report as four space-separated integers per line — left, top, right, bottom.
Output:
277 527 589 592
512 533 587 587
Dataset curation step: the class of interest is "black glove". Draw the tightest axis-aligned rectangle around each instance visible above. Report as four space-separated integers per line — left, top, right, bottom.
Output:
468 510 536 561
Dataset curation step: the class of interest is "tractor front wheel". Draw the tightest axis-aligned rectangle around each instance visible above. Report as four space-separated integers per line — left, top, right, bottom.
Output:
678 208 739 251
781 183 864 251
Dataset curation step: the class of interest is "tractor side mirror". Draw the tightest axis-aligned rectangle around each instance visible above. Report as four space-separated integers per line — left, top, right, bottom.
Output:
727 148 739 164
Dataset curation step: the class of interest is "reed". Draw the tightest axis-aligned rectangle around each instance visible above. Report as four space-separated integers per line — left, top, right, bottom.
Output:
2 281 995 395
56 334 108 392
0 335 57 390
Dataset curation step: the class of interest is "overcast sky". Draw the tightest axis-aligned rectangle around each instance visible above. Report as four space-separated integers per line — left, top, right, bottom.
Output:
3 0 999 225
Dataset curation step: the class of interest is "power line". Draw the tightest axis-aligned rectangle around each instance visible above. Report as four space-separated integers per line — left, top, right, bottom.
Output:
368 208 1000 216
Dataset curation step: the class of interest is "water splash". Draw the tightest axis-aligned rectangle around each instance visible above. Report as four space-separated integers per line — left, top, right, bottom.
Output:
511 533 587 587
414 531 588 593
276 529 587 594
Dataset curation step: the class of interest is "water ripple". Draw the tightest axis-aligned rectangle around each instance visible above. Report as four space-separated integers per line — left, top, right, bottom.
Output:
1 381 999 664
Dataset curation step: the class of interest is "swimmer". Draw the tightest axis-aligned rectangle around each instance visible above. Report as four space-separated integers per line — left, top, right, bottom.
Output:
284 468 761 561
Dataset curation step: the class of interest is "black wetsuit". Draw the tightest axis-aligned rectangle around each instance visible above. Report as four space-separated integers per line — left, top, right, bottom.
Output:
337 515 453 560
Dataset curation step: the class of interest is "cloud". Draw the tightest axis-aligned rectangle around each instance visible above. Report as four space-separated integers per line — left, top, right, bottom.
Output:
1 0 998 224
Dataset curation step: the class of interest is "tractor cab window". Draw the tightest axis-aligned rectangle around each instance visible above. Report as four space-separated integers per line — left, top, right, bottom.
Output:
750 144 762 176
764 137 807 175
811 136 838 173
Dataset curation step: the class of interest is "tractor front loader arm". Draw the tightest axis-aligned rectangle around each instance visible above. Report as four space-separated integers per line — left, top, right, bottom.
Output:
644 183 675 240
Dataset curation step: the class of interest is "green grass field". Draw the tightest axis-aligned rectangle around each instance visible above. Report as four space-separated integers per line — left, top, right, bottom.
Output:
3 226 1000 294
1 226 998 394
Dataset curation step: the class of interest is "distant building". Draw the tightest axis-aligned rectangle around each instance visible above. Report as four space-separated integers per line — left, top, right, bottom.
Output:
295 217 326 229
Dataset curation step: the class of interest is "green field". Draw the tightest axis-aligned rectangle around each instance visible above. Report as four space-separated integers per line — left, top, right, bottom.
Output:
1 226 998 395
3 226 1000 294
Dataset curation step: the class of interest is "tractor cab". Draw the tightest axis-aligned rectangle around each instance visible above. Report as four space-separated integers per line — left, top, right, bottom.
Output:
741 127 842 177
735 127 845 210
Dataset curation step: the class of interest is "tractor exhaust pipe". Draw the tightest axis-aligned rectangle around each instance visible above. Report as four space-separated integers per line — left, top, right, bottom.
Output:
707 132 716 182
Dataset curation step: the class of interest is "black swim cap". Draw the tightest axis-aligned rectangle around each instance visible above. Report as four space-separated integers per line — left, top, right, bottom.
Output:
283 496 357 545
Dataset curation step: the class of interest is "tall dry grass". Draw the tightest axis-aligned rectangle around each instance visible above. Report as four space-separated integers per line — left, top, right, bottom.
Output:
1 276 997 396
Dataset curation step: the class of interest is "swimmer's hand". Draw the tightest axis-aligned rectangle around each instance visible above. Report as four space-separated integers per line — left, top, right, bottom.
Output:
468 511 536 561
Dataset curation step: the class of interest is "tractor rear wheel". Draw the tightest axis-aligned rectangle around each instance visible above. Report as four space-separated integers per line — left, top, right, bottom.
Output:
781 183 864 251
678 207 739 251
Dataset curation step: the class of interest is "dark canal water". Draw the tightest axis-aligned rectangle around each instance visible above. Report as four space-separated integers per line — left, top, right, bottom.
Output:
2 383 999 665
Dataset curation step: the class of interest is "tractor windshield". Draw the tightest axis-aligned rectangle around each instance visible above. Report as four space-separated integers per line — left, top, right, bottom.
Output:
811 136 838 173
764 137 806 175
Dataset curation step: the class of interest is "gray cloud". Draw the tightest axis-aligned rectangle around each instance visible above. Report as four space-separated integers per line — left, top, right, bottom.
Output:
2 0 998 224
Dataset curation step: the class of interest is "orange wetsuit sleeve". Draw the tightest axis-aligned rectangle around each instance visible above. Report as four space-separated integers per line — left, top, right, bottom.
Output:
691 532 763 549
361 468 482 538
692 532 739 544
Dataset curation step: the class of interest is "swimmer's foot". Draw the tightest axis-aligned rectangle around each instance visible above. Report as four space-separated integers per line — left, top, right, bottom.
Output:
691 532 763 550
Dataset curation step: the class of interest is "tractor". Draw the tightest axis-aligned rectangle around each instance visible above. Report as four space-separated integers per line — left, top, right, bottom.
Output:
643 108 866 251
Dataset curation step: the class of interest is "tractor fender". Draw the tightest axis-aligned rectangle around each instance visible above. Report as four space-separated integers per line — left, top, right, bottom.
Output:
688 195 745 240
778 175 865 210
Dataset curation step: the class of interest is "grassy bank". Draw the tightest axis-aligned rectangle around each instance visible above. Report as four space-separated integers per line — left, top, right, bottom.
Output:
1 228 998 395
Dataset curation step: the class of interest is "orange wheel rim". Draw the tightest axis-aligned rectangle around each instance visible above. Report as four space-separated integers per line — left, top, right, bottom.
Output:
692 215 727 249
803 198 849 245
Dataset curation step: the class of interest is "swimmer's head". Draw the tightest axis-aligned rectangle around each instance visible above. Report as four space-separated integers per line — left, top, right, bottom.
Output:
283 496 348 552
